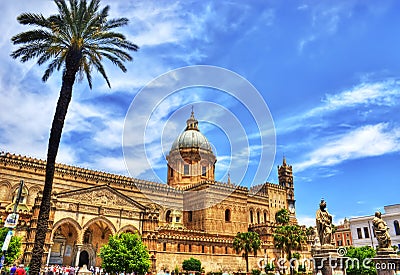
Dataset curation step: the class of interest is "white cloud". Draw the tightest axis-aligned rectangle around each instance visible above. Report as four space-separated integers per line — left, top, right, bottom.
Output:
277 80 400 135
295 123 400 172
297 215 315 227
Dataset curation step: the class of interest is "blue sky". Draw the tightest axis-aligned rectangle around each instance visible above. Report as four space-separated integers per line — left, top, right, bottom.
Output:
1 1 400 226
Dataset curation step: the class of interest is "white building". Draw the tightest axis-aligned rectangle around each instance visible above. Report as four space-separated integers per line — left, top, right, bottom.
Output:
349 204 400 249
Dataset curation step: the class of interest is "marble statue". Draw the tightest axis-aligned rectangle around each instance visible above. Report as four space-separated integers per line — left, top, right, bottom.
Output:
372 211 392 249
316 199 333 246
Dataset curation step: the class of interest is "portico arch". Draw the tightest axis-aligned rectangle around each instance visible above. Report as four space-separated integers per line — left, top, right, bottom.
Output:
81 217 115 266
51 217 82 241
82 217 116 237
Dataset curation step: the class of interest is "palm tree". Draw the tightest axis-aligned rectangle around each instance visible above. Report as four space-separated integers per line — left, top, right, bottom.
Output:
275 208 290 225
233 231 261 273
273 225 307 275
11 0 138 273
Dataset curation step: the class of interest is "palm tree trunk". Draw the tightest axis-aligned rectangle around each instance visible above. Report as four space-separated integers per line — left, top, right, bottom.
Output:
245 252 249 274
29 50 81 275
288 249 293 275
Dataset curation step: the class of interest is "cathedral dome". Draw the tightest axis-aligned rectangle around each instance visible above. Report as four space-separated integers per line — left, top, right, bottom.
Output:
170 111 214 153
171 129 213 152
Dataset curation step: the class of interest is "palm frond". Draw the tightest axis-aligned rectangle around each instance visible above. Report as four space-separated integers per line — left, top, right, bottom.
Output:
11 30 53 45
42 58 64 82
17 13 52 28
104 18 129 29
92 58 111 88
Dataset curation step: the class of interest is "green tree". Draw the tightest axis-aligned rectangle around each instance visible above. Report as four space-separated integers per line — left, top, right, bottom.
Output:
273 225 307 275
182 257 202 272
99 232 150 275
264 262 275 274
11 1 138 273
233 232 261 273
275 209 290 225
345 246 376 275
0 228 22 265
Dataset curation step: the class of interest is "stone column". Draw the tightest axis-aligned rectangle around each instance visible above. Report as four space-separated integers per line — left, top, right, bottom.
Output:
46 247 52 265
75 245 82 267
373 249 400 275
312 245 347 275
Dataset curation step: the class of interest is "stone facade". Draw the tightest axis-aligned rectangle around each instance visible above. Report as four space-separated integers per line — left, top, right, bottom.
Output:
0 113 299 273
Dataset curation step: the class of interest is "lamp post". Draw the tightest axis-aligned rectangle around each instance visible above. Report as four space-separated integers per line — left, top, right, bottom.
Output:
0 180 24 271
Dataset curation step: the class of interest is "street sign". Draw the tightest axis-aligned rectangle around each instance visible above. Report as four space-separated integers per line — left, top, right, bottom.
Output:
1 231 13 251
4 213 19 228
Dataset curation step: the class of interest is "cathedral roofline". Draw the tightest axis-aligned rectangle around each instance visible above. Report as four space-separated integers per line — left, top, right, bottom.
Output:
0 152 182 194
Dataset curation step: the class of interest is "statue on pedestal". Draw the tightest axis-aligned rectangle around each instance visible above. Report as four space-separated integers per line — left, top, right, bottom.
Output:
372 211 392 249
315 199 332 246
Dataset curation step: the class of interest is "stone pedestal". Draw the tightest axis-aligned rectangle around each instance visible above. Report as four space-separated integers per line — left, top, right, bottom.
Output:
372 249 400 275
312 245 347 275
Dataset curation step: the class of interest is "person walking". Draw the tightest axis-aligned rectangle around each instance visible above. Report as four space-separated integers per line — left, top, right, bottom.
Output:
16 265 26 275
10 264 17 275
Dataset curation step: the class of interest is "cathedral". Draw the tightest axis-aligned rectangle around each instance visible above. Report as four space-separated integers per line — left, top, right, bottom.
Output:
0 112 298 273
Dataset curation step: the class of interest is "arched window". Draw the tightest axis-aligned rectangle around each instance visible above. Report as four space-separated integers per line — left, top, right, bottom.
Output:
12 186 28 205
394 220 400 236
166 210 172 223
264 212 267 223
257 211 260 224
225 209 231 222
250 210 254 224
163 243 167 251
177 243 181 252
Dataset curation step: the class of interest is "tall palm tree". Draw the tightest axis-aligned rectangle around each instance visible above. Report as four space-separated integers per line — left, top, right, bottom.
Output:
273 225 307 275
233 231 261 273
10 0 138 273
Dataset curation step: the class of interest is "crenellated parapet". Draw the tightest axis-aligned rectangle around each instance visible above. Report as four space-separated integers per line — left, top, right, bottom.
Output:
249 181 287 195
183 180 248 193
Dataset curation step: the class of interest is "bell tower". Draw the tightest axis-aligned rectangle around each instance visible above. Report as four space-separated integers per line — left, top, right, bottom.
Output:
278 157 296 221
166 111 216 188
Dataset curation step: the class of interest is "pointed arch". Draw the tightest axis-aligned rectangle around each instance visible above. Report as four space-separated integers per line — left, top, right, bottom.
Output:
51 217 82 241
82 217 116 236
118 225 140 234
28 186 41 205
0 180 11 201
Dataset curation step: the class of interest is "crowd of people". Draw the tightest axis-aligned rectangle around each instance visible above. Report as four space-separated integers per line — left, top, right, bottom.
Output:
4 264 106 275
7 264 27 275
43 265 104 275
